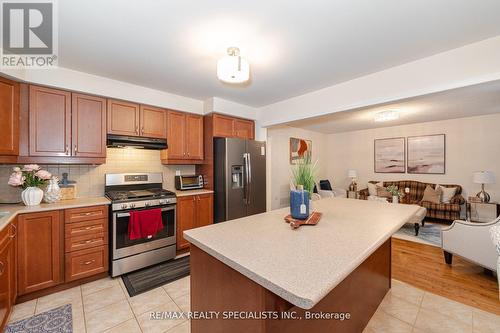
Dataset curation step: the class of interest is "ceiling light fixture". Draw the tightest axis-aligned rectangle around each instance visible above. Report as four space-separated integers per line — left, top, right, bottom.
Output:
374 110 400 122
217 47 250 84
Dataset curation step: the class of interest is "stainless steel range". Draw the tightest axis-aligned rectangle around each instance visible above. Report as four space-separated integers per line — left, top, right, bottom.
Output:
105 173 177 277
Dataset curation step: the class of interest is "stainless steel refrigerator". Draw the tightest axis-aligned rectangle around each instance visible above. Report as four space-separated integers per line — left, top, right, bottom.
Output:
214 138 266 223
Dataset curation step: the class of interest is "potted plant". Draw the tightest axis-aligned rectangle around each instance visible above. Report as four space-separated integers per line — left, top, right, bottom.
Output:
291 155 317 198
386 185 404 204
8 164 52 206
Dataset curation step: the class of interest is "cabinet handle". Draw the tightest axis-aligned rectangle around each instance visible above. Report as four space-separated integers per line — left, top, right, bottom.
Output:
0 262 3 275
141 126 144 134
74 145 77 154
78 239 96 245
83 226 95 231
135 126 139 135
10 224 17 239
82 260 95 266
79 212 93 217
65 144 69 155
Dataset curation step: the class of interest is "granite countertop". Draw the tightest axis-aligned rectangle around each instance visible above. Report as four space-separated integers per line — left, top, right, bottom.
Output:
184 197 421 310
173 189 214 197
0 197 111 232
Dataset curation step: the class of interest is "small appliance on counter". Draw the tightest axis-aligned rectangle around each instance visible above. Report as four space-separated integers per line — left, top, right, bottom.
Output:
175 175 204 191
59 173 76 200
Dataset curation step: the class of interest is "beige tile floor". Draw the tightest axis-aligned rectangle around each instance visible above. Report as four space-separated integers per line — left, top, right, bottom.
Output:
8 277 500 333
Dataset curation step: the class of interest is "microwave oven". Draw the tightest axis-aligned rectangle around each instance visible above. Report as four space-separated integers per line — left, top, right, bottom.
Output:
175 175 204 190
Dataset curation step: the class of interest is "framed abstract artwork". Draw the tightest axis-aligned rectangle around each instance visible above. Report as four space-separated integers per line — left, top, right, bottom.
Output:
290 137 312 164
407 134 445 174
374 137 405 173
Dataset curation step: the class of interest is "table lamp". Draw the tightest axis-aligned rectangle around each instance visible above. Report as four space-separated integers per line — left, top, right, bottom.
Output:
473 171 495 203
347 170 358 192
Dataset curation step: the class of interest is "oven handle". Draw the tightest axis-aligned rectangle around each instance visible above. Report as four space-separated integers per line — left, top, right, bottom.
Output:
116 206 175 218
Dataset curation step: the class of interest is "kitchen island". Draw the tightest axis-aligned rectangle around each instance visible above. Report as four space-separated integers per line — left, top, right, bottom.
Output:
184 197 421 333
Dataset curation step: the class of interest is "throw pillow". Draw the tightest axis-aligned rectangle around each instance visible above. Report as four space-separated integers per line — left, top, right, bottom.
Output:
436 185 457 203
368 182 383 196
376 186 392 199
421 185 442 204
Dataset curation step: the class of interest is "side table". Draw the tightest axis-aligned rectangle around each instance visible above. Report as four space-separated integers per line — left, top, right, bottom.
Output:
466 201 500 223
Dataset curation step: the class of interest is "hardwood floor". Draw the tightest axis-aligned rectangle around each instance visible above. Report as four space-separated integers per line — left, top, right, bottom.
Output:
392 237 500 315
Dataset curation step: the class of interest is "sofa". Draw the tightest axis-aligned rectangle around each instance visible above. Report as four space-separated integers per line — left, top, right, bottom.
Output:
359 180 465 222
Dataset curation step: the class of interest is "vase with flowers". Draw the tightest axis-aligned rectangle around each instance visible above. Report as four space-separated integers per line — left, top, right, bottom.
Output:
386 185 404 204
8 164 52 206
290 155 317 218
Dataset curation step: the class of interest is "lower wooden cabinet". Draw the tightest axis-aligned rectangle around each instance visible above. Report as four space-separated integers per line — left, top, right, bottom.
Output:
17 211 63 295
0 222 15 330
176 193 213 250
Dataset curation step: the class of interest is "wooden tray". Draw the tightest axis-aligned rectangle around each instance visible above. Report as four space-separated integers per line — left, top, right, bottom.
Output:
284 212 323 229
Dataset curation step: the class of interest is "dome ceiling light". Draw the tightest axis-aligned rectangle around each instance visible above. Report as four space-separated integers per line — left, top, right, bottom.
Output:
217 47 250 84
374 110 400 122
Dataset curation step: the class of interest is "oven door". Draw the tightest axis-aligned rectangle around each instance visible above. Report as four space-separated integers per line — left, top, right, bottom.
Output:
112 205 176 260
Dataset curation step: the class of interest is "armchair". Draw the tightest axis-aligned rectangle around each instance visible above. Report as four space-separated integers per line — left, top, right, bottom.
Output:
441 216 500 271
316 179 347 199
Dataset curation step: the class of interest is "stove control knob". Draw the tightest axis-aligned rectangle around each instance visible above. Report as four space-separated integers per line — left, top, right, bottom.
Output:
121 203 128 210
129 203 136 208
145 202 151 207
159 199 166 205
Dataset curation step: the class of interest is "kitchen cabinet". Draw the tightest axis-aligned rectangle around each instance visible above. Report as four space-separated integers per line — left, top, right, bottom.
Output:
107 99 140 136
0 222 15 331
140 105 167 138
161 111 204 163
234 119 255 140
29 85 71 157
176 193 213 250
107 100 167 138
72 93 107 158
17 211 63 295
0 77 19 161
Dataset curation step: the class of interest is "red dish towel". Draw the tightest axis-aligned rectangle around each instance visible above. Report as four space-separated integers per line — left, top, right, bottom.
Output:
128 208 163 240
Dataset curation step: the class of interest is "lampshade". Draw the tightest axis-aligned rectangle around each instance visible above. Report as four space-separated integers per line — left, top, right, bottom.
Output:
347 170 357 178
217 47 250 84
473 171 496 184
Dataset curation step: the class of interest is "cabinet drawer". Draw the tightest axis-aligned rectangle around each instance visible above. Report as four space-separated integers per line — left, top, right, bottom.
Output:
65 246 108 282
65 205 108 223
65 219 107 238
65 232 107 253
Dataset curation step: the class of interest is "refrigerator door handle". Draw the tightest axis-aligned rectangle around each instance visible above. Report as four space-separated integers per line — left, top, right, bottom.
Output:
243 153 248 204
247 153 252 205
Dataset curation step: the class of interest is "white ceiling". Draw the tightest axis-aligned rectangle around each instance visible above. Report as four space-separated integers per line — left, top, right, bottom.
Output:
58 0 500 107
284 80 500 133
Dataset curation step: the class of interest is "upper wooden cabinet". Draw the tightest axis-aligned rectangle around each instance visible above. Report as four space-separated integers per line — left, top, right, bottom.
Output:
212 113 255 140
0 77 19 159
29 85 71 157
107 100 167 138
107 99 140 136
17 210 63 295
161 111 203 163
72 93 107 158
25 85 107 162
140 105 167 138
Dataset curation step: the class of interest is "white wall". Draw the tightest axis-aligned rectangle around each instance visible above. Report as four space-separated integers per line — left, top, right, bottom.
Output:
259 36 500 127
326 114 500 201
266 126 328 210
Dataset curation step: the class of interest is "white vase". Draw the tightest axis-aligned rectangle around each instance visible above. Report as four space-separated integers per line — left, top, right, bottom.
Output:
21 187 44 206
392 196 399 204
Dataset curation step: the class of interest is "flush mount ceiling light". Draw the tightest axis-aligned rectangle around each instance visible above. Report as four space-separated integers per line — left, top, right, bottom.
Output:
374 110 400 122
217 47 250 84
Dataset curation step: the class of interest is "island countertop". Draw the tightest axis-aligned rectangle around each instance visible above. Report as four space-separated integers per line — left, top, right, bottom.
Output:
184 197 421 310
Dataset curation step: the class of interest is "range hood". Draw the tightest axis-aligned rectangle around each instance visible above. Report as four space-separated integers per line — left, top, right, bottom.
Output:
106 134 167 150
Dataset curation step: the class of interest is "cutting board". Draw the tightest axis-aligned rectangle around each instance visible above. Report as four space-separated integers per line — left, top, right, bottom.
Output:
284 212 322 229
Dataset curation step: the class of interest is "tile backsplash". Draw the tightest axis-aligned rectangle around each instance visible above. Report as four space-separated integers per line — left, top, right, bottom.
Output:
0 148 195 201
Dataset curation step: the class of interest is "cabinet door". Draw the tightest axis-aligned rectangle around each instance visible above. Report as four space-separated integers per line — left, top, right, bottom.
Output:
166 111 186 159
29 85 71 156
9 222 17 305
0 240 11 329
107 99 140 136
18 211 63 295
185 114 204 160
0 77 19 156
196 194 213 228
72 93 107 157
140 105 167 138
234 119 255 140
176 196 196 250
213 114 234 137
